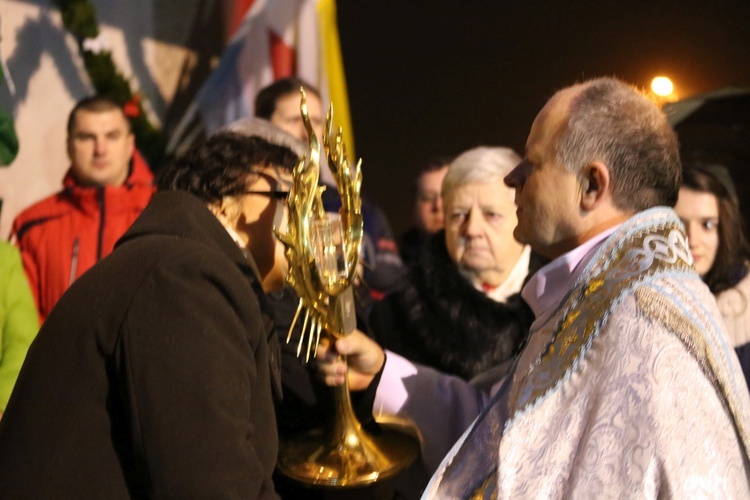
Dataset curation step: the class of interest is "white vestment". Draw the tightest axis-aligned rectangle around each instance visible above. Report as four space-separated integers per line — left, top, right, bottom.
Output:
376 208 750 498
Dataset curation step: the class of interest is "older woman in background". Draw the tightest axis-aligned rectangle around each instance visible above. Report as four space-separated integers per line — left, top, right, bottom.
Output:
369 147 545 380
675 164 750 388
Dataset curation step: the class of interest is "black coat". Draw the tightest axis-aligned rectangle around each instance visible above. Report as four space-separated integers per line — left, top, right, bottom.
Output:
369 231 544 380
0 191 282 498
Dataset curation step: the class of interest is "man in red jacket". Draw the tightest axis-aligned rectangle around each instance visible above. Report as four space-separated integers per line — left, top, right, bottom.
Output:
10 96 154 322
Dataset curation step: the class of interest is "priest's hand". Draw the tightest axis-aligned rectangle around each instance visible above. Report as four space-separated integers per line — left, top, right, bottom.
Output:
316 329 385 391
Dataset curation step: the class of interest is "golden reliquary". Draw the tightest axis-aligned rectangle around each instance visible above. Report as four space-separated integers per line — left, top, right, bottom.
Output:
275 89 419 488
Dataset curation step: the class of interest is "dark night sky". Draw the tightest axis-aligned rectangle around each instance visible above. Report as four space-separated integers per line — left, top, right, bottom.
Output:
335 0 750 235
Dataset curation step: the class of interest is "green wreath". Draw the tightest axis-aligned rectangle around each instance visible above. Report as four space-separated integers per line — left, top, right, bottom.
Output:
53 0 166 167
0 61 18 167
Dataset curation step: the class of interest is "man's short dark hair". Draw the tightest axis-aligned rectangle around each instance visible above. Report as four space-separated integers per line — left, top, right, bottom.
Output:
556 77 681 211
413 156 453 194
67 96 129 135
156 132 299 204
419 156 454 176
254 77 321 120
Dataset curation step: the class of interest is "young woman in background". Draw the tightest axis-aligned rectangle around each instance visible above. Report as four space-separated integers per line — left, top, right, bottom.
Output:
675 164 750 389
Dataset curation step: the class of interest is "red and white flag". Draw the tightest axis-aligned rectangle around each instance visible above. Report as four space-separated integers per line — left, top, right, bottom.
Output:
183 0 353 151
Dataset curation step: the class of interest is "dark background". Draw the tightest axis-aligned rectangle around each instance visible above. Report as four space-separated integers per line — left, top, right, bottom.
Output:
335 0 750 236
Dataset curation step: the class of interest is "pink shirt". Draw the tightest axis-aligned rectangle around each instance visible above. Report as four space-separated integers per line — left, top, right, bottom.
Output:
522 225 620 330
374 225 622 471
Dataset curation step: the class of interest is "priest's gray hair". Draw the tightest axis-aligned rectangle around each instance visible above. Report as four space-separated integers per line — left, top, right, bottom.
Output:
555 77 680 211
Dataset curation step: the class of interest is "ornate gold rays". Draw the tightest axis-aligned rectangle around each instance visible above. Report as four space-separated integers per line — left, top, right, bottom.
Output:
275 89 363 361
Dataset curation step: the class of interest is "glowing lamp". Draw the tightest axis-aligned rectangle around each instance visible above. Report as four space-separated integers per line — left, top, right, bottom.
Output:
651 76 674 97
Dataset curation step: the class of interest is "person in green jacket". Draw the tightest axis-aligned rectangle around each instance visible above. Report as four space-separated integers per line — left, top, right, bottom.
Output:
0 241 39 416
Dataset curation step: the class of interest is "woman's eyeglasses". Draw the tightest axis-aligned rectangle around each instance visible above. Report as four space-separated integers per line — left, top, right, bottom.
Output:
245 190 290 203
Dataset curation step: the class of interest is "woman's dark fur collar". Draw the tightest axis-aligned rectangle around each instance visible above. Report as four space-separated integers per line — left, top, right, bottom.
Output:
397 231 542 379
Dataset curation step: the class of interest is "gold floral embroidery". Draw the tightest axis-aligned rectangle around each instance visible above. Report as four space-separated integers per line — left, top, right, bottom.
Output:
511 217 692 413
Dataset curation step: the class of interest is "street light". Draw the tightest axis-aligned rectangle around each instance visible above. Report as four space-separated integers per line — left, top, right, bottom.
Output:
651 76 677 105
651 76 674 96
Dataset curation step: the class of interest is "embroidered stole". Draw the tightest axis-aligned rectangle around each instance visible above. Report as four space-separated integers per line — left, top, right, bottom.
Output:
429 208 750 498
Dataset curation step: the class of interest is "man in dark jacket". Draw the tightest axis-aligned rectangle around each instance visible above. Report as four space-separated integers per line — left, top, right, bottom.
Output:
398 157 451 268
0 120 299 498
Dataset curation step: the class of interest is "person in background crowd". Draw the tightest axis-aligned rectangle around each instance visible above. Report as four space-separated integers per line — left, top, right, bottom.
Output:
370 147 543 382
10 96 154 322
398 157 451 267
255 78 407 311
255 77 325 160
319 77 750 497
675 164 750 388
0 121 299 498
0 241 38 418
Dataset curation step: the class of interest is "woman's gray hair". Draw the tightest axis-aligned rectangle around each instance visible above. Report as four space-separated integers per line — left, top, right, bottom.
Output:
443 146 522 199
